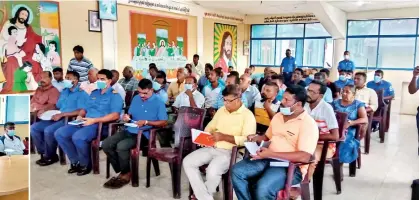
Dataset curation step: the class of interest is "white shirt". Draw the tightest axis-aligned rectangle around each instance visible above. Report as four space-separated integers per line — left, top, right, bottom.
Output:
0 134 25 155
112 82 126 101
304 99 339 134
355 86 378 112
173 90 205 108
191 62 204 76
202 85 224 108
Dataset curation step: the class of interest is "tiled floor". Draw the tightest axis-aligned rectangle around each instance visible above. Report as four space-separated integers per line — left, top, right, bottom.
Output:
30 113 419 200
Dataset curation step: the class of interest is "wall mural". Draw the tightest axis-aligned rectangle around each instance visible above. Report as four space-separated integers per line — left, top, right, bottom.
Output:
130 12 188 80
213 23 237 73
0 1 61 92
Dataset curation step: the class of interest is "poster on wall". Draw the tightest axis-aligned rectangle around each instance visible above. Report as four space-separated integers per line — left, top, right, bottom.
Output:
0 1 61 92
130 12 188 80
214 23 237 73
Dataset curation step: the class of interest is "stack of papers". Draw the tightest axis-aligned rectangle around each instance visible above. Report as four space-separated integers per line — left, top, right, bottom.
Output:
39 110 61 120
191 129 215 147
244 141 289 167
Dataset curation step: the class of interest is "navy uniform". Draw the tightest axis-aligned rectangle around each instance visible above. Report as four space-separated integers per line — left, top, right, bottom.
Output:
31 84 88 161
367 80 394 98
55 88 123 169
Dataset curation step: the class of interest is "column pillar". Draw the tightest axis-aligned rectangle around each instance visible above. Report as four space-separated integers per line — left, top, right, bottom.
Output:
331 38 345 80
196 16 204 59
101 20 118 70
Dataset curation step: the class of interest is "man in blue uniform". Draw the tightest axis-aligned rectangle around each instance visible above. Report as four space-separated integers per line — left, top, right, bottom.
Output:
367 70 395 101
102 79 168 189
55 69 123 176
338 51 355 73
32 71 88 166
334 70 354 90
280 49 296 85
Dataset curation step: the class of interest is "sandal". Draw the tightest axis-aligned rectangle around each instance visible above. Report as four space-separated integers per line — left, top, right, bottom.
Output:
103 177 118 188
189 194 197 200
108 177 130 189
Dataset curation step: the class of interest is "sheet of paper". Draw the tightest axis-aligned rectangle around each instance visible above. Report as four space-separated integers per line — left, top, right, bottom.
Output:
68 120 85 126
39 110 61 121
124 123 138 128
244 142 260 156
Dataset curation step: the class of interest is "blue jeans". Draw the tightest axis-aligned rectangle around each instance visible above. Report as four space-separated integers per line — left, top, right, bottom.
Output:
283 72 293 85
231 159 302 200
31 120 65 158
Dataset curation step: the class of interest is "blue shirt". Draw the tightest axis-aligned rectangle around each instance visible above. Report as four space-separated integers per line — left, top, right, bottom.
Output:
84 88 123 118
205 78 225 88
242 85 261 108
198 75 208 90
52 80 65 92
367 80 394 97
305 77 313 86
280 57 296 73
276 89 285 101
156 89 168 103
213 93 248 109
334 79 354 89
338 60 355 72
56 84 89 113
127 94 168 138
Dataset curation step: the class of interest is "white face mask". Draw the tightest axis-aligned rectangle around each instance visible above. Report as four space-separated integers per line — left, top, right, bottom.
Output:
279 103 297 116
344 55 350 60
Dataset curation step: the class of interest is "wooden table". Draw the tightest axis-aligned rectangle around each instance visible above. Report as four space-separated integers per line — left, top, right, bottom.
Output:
0 155 28 199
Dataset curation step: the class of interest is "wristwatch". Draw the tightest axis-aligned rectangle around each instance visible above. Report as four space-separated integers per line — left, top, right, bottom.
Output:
145 120 148 125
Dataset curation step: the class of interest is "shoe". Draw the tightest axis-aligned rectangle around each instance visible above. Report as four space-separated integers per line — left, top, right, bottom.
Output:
35 155 46 165
38 155 59 167
77 166 92 176
68 163 80 174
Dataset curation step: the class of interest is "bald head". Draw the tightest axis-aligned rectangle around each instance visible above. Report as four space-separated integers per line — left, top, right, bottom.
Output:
88 68 98 83
123 66 134 80
239 74 252 91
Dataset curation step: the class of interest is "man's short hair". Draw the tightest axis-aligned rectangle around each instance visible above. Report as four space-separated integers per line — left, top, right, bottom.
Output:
111 69 119 74
193 54 199 59
309 80 327 95
149 63 158 71
222 84 242 98
285 85 307 107
185 76 197 84
45 71 52 79
98 69 113 80
73 45 84 54
214 68 223 77
294 68 304 75
375 69 384 76
249 65 255 69
156 71 167 84
138 78 153 89
4 122 14 128
227 74 240 84
314 72 325 79
229 71 239 79
286 49 291 52
264 81 279 92
66 71 80 81
205 63 213 71
271 74 284 82
53 68 63 73
344 50 350 54
355 72 367 80
319 68 330 76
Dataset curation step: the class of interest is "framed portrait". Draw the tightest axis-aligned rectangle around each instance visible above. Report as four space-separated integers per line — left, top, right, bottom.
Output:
89 10 101 32
98 0 117 21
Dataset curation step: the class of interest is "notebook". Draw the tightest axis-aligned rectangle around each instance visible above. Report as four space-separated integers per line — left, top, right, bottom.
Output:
191 129 215 147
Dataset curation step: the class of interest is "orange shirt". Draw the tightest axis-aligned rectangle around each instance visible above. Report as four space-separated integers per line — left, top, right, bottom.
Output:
266 111 319 177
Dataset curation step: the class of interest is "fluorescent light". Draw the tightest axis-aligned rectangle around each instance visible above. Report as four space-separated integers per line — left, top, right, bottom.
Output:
356 0 365 6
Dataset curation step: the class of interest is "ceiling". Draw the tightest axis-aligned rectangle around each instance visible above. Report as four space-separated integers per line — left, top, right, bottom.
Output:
191 0 419 15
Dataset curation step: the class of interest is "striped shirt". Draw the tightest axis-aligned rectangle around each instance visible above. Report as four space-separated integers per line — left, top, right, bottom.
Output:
68 57 94 82
117 77 139 91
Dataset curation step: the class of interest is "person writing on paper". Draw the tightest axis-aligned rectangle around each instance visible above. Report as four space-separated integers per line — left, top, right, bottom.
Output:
304 80 339 179
54 69 123 176
31 71 60 118
102 78 167 189
80 68 98 95
231 85 319 200
254 82 280 133
31 71 89 166
0 122 25 156
173 76 205 109
183 84 256 200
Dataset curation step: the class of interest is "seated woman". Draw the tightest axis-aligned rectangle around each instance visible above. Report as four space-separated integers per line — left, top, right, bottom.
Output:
331 85 368 164
153 70 169 103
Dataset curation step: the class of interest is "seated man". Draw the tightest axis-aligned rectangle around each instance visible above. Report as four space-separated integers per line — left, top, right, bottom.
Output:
31 71 88 166
239 74 261 108
254 82 280 133
202 70 224 109
231 85 319 200
312 72 333 103
153 72 169 103
213 74 248 109
198 63 213 92
257 67 274 91
304 80 339 179
367 69 395 101
52 68 65 92
31 71 60 118
111 69 126 101
118 66 139 91
304 68 318 86
270 74 287 101
102 79 167 189
289 68 307 88
319 68 339 99
354 72 378 113
55 69 123 176
80 68 98 95
168 68 186 100
0 122 25 156
173 76 205 109
183 85 256 200
334 70 354 90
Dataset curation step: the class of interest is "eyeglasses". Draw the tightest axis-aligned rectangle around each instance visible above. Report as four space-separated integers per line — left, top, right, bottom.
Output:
223 97 239 104
307 89 319 95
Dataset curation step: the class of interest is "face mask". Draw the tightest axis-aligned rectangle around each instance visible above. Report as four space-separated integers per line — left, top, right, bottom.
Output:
374 75 382 83
279 103 296 116
308 75 314 80
152 81 161 91
339 75 347 81
7 130 15 137
344 55 350 60
184 84 193 91
63 80 73 88
96 80 107 90
346 75 352 79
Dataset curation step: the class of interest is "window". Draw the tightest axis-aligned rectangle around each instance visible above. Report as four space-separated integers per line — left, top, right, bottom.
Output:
346 18 419 70
5 96 29 123
250 23 332 67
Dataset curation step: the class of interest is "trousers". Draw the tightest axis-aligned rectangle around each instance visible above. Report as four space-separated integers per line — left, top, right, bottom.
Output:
30 120 64 158
102 130 136 174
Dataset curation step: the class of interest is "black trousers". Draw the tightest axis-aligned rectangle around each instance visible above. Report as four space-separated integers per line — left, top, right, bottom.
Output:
102 130 136 174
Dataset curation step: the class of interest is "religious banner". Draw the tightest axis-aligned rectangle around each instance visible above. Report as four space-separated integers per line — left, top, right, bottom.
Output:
130 12 188 80
213 23 237 73
0 1 61 92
